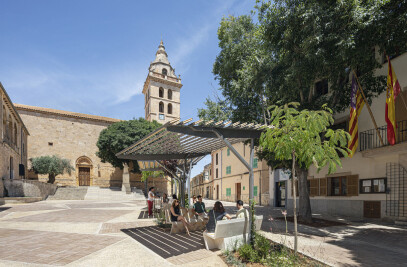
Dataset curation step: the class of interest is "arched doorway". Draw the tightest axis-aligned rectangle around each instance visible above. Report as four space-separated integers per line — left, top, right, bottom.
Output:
76 156 93 186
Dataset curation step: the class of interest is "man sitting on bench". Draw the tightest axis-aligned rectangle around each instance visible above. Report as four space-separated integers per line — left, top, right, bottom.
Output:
193 195 206 217
235 200 249 219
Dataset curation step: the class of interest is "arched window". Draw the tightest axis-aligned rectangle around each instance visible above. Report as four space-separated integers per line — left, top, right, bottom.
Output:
159 87 164 98
162 68 168 76
168 89 172 100
159 102 164 113
168 103 172 114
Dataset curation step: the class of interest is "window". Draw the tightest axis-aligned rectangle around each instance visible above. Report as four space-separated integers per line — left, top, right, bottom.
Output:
243 186 245 190
159 87 164 98
2 106 6 139
168 89 172 100
167 103 172 114
13 123 17 145
315 79 328 97
215 153 218 165
330 177 347 196
162 68 168 75
226 188 231 196
159 114 165 120
254 186 258 196
48 142 53 146
216 168 218 178
227 148 230 156
159 102 164 113
360 178 386 193
226 166 231 175
253 158 258 168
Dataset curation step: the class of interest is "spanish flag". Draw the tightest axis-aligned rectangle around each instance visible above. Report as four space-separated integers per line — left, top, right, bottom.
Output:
348 75 365 157
385 59 401 145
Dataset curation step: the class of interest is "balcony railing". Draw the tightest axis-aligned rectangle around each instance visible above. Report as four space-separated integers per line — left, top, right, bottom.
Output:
360 120 407 151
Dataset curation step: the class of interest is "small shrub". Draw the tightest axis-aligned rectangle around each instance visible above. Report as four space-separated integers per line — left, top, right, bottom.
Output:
253 233 272 259
238 243 259 263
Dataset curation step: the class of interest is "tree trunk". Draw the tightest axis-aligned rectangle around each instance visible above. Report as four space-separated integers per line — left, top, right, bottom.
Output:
297 166 312 223
291 150 298 254
48 174 55 184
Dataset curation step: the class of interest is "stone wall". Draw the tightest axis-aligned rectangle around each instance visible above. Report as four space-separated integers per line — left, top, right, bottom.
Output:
2 179 57 200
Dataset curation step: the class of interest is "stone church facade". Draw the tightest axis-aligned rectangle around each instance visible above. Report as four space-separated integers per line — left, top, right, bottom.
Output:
9 41 180 195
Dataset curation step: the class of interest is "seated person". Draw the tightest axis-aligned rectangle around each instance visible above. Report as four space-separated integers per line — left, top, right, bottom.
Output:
170 199 191 236
162 193 169 204
205 201 231 233
235 200 249 219
169 194 178 205
193 195 206 216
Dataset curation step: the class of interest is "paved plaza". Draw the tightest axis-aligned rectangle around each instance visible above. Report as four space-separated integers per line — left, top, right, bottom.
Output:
0 199 226 267
0 198 407 266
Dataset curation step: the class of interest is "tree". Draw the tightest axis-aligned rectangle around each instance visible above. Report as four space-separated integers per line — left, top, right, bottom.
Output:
31 155 74 184
202 0 407 223
197 96 233 122
259 103 350 252
96 118 161 172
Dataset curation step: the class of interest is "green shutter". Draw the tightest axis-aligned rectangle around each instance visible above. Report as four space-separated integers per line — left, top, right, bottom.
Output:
226 188 231 196
253 158 258 168
227 148 230 156
254 186 258 196
243 186 245 190
226 166 231 174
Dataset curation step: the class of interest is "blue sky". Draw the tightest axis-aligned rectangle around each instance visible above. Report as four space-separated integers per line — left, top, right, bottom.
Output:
0 0 255 177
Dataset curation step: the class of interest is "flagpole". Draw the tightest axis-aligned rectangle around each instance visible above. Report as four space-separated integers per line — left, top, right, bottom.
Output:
353 70 385 146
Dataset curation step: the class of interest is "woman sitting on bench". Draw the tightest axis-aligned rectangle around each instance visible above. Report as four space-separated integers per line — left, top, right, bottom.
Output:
170 199 191 236
206 201 231 233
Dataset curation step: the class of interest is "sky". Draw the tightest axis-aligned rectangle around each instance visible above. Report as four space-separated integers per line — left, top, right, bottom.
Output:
0 0 256 177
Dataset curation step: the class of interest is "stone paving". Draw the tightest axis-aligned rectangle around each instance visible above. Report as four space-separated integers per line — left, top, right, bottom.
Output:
0 199 226 267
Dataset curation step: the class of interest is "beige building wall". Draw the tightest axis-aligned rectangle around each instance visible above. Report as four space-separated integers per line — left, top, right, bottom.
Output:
212 143 270 205
282 51 407 219
0 83 29 182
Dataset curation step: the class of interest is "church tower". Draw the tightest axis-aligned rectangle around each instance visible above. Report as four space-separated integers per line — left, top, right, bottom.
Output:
143 41 182 124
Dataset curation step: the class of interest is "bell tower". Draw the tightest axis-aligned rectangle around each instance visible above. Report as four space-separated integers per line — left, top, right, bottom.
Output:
143 41 182 123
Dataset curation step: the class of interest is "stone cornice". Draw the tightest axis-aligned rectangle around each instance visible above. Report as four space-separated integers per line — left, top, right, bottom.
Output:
143 74 183 94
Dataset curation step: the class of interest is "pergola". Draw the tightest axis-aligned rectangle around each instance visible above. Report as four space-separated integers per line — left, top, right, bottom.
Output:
116 119 268 208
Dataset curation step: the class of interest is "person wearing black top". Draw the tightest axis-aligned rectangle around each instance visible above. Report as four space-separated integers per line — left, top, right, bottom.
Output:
170 199 191 236
206 201 231 233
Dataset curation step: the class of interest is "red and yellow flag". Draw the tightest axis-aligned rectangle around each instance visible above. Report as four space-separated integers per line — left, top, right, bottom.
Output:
348 75 364 157
385 59 401 145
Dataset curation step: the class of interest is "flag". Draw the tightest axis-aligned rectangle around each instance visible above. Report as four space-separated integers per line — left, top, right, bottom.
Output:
348 75 365 157
385 59 401 145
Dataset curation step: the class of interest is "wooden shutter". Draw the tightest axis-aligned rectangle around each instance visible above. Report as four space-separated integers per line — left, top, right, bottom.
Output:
319 178 327 196
347 175 359 196
309 179 319 197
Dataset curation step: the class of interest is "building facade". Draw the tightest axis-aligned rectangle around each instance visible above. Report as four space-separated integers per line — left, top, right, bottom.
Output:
276 50 407 220
211 143 270 205
191 164 213 199
0 83 29 181
143 41 182 124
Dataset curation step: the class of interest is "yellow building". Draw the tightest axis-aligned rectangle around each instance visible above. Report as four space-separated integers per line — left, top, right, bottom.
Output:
0 83 29 181
211 143 270 205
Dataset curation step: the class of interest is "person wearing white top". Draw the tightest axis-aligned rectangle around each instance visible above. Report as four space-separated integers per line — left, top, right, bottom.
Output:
236 200 249 219
147 187 157 216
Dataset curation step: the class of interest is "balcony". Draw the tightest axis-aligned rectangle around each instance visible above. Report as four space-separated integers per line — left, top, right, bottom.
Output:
360 120 407 151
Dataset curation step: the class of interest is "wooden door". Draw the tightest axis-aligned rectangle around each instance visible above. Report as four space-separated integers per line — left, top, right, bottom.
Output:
78 167 90 186
216 185 219 199
236 183 241 201
364 201 381 218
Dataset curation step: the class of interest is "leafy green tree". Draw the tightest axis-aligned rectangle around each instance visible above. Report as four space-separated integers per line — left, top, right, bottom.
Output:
259 103 349 251
96 118 161 172
31 155 74 184
197 96 233 122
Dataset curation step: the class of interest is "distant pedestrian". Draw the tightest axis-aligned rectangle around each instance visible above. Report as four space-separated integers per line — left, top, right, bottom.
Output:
147 187 158 216
162 193 169 204
192 195 197 204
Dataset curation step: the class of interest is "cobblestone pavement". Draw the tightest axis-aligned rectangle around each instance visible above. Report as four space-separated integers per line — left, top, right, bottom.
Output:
0 199 226 267
204 198 407 267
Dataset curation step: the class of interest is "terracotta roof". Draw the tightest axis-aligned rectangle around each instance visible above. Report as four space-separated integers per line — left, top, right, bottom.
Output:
14 104 121 123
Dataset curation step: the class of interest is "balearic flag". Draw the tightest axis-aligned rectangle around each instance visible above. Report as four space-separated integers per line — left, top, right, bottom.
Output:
385 59 401 145
348 75 365 157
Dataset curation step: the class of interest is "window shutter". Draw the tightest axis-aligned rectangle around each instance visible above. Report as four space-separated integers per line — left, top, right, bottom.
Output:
319 178 327 196
347 175 359 196
309 179 319 197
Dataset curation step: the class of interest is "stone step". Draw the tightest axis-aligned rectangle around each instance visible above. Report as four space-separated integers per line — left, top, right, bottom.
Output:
47 187 88 200
2 197 43 204
84 187 146 201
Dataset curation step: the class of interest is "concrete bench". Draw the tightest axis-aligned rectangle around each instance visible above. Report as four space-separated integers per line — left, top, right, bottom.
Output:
164 207 207 234
203 218 248 251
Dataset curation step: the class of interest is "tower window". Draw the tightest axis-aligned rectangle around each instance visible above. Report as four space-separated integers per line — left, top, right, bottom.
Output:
168 89 172 100
162 68 168 76
159 87 164 98
168 103 172 114
159 102 164 113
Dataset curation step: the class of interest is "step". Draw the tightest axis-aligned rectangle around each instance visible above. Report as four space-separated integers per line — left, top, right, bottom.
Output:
2 197 43 204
